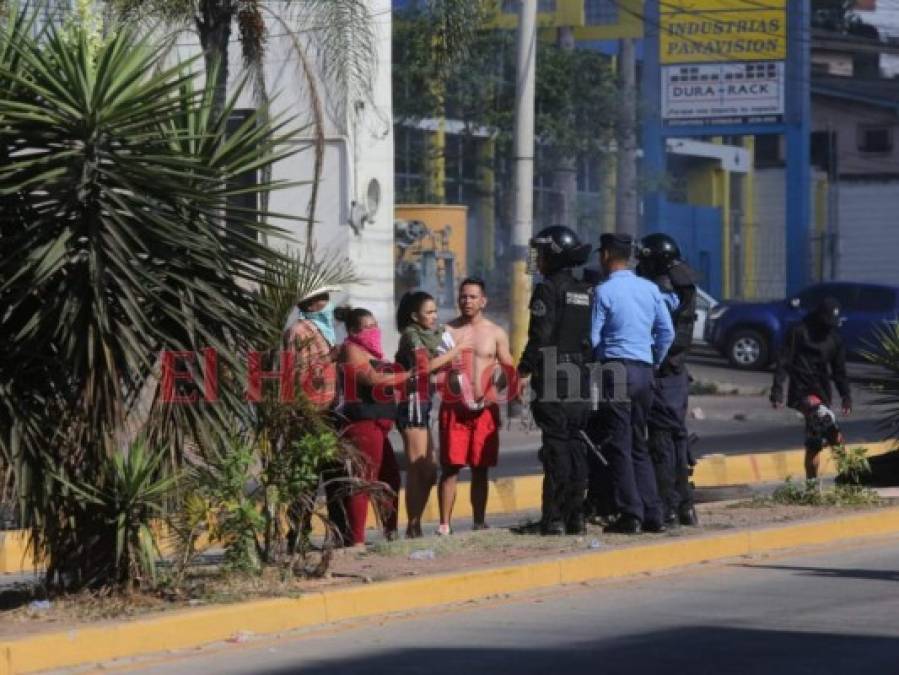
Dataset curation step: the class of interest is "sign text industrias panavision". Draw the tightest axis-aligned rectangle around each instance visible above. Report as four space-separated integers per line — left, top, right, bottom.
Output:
660 0 786 126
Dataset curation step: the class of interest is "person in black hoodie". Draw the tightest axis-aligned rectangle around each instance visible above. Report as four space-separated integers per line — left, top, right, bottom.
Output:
770 298 852 479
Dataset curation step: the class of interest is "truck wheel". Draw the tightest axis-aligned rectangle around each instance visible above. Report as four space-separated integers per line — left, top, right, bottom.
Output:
726 329 769 370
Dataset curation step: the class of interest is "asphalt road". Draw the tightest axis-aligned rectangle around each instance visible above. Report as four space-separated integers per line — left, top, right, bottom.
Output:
394 351 894 480
110 537 899 675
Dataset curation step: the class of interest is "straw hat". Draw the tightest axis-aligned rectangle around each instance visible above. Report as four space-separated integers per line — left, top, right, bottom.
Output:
296 285 342 306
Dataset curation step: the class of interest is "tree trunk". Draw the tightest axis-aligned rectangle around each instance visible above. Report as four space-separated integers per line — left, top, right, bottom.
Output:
551 27 578 231
197 1 235 120
615 38 639 237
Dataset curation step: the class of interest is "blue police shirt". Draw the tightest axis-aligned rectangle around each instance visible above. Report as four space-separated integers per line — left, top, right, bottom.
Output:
662 290 679 312
591 270 676 366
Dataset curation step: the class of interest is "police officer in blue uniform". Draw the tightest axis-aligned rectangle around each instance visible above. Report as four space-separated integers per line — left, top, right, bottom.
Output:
637 233 700 527
589 233 675 534
518 226 594 535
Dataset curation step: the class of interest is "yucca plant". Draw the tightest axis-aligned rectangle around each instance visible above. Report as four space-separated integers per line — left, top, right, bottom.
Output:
53 439 176 590
0 4 304 589
861 322 899 443
857 322 899 486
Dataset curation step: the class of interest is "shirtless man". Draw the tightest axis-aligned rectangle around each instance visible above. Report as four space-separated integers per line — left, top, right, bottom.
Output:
437 277 516 535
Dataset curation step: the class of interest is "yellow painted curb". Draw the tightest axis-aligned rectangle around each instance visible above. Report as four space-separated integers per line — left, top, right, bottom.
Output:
2 506 899 674
692 440 894 487
0 532 33 577
0 441 894 575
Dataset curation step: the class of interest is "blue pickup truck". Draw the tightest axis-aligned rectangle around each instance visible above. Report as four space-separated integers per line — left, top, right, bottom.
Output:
704 281 899 370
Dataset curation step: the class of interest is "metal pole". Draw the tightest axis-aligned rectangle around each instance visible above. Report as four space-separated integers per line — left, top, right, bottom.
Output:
785 0 811 295
641 1 665 234
509 0 536 359
830 128 841 280
552 26 578 232
616 38 639 236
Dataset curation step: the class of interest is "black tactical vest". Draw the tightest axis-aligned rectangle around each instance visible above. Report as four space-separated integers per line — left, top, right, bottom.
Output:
549 272 593 359
660 261 698 373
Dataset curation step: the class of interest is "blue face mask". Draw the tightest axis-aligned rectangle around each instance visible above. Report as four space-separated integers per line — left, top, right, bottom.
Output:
300 302 336 346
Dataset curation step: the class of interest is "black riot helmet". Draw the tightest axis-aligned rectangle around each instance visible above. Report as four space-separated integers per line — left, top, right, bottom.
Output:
636 232 682 278
528 225 591 274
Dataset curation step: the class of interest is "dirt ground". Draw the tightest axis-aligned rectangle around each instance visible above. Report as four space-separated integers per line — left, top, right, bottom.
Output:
0 499 892 640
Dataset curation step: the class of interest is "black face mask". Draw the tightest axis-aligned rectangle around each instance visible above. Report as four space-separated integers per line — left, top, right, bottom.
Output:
810 300 841 329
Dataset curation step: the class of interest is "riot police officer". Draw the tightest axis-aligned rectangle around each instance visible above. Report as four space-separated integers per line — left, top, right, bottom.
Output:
636 233 700 527
518 226 593 535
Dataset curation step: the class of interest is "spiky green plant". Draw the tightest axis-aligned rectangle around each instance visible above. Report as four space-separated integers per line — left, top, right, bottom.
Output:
860 321 899 444
53 439 176 589
0 5 303 589
259 248 359 347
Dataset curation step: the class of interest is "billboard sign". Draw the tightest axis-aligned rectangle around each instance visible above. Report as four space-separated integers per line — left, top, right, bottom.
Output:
659 0 787 126
662 61 784 125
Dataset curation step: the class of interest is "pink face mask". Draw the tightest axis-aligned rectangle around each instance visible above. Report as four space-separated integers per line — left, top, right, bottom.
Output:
348 326 384 360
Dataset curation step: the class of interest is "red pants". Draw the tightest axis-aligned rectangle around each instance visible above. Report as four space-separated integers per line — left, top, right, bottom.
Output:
343 419 400 545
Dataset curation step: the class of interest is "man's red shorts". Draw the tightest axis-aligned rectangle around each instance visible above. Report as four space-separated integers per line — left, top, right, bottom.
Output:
439 402 500 468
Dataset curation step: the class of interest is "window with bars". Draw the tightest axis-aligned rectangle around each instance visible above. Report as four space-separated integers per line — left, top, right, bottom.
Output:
394 126 427 203
584 0 619 25
858 125 893 154
502 0 557 14
225 109 258 242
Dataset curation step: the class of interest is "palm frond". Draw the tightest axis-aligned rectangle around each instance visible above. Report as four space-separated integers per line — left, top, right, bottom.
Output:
260 248 360 346
0 5 304 589
860 321 899 442
281 0 375 129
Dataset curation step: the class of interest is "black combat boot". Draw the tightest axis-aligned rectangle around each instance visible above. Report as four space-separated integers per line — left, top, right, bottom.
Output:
565 512 586 535
678 505 699 527
603 514 642 535
540 519 566 536
663 508 679 527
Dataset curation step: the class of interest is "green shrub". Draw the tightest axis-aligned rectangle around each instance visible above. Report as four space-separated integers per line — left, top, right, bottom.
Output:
770 478 881 507
53 440 176 590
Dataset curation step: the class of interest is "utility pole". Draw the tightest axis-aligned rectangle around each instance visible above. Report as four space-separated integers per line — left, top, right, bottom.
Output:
509 0 536 359
615 38 639 236
552 26 578 233
827 124 841 280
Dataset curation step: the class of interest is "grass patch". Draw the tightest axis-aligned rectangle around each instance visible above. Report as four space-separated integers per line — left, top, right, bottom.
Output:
757 478 883 507
370 528 589 558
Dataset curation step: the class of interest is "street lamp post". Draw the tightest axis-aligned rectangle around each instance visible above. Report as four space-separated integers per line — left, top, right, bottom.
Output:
509 0 536 359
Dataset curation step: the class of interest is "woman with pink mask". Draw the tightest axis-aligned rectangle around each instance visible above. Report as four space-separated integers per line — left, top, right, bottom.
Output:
336 307 410 547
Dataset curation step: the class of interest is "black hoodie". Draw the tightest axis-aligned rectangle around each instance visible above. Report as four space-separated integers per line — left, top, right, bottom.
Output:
770 302 851 409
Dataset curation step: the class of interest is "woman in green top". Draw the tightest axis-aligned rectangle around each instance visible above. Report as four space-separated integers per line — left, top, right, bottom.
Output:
395 291 467 538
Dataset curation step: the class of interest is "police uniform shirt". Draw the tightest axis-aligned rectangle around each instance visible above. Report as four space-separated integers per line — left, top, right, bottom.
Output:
662 290 679 312
591 270 675 366
519 269 592 378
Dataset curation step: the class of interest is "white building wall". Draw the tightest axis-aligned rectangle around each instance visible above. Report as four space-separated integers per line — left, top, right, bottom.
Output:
837 180 899 286
172 0 397 350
